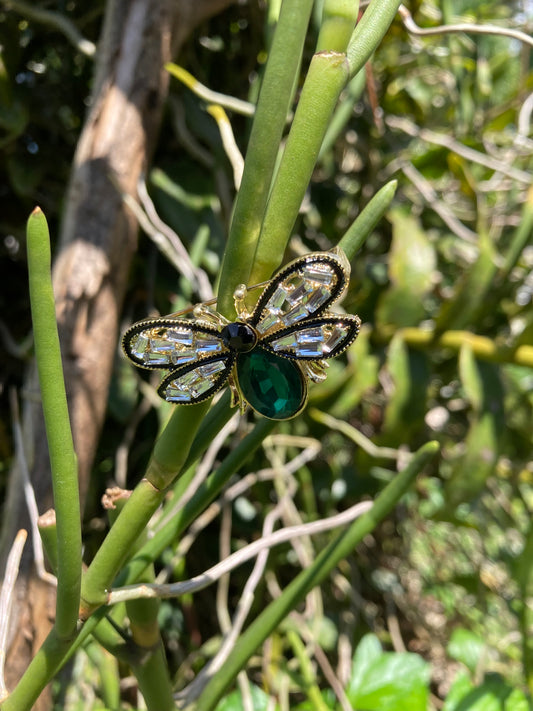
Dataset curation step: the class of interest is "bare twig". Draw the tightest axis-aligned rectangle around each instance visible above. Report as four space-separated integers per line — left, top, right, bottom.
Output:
386 114 532 185
1 0 96 56
517 91 533 147
9 389 57 587
182 504 284 704
385 595 407 653
165 63 255 117
135 178 214 302
207 105 245 190
400 162 479 244
0 529 28 701
107 501 373 605
397 4 533 48
157 468 281 584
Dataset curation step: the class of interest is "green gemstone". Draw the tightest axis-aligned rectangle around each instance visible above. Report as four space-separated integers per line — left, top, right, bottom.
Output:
236 347 306 420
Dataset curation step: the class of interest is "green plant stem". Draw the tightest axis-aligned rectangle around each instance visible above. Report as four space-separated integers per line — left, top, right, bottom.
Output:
339 180 397 259
80 399 212 614
26 207 82 640
287 629 330 711
249 51 350 285
145 402 211 490
80 479 165 614
346 0 401 79
318 68 366 160
387 327 533 368
132 644 176 711
191 441 439 711
316 0 359 53
84 642 121 710
217 0 314 317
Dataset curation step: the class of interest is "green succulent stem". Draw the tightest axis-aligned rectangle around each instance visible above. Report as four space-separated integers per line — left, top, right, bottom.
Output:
26 207 81 640
249 51 350 285
339 180 398 259
390 327 533 368
217 0 314 317
346 0 402 79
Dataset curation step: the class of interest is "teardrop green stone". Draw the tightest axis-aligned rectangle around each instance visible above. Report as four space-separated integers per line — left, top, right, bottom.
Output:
236 348 306 420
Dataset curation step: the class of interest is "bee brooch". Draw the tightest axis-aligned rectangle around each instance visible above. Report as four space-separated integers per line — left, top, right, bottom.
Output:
122 248 360 420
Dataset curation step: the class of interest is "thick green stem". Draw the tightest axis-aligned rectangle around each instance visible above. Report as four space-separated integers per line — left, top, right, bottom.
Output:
132 644 176 711
249 51 350 285
217 0 314 317
26 207 81 640
80 479 164 613
191 441 439 711
1 630 74 711
145 402 211 490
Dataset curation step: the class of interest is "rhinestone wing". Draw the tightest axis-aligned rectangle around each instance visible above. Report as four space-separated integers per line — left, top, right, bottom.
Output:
248 250 360 360
261 315 360 360
249 250 351 336
122 318 234 404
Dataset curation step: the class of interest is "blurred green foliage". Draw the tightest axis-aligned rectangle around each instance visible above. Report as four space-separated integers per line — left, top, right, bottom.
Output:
2 0 533 708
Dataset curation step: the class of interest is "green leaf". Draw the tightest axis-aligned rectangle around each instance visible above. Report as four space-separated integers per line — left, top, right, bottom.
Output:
349 634 383 692
443 673 531 711
447 628 486 674
347 634 430 711
388 209 436 295
381 335 430 445
435 232 498 332
215 684 277 711
445 358 504 506
459 344 485 412
376 209 435 328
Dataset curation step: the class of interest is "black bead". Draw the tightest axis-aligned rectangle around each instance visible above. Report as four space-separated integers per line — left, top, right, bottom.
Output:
221 322 257 353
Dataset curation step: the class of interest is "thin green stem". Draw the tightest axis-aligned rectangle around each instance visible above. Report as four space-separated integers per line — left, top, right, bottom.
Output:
339 180 397 259
191 441 439 711
217 0 314 317
385 327 533 368
346 0 402 79
132 644 176 711
26 208 81 640
287 629 330 711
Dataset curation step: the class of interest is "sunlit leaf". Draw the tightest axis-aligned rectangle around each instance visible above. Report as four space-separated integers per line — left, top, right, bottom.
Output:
347 634 430 711
447 628 486 674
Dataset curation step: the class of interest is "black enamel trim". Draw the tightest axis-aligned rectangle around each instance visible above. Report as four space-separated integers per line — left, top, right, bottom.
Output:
248 253 348 328
260 314 361 360
157 353 235 404
122 318 225 370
